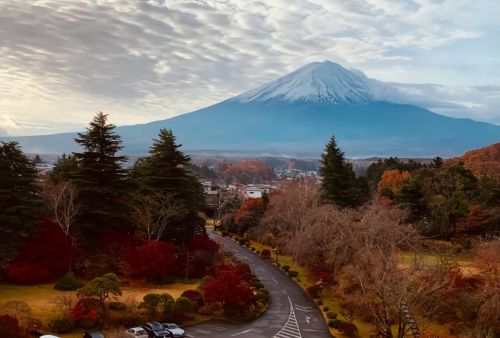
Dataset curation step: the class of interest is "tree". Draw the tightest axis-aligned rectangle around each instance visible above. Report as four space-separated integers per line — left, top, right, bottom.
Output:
131 192 187 242
132 129 204 242
50 153 79 183
319 136 367 208
77 273 122 315
125 240 177 281
73 112 131 238
202 265 254 309
377 169 412 197
40 180 78 238
0 142 41 256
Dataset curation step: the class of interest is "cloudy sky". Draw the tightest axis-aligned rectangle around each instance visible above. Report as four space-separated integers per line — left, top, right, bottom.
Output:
1 0 499 136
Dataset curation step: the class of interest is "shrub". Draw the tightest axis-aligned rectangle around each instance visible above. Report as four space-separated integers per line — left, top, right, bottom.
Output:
0 315 21 338
337 320 359 337
7 262 50 285
307 284 322 298
276 262 281 268
70 297 102 326
47 316 75 333
108 302 127 311
328 318 338 328
323 306 329 311
202 265 254 309
221 232 229 237
180 290 204 308
288 270 299 278
125 240 177 282
238 239 246 245
175 297 192 313
255 289 270 302
314 299 323 306
282 265 290 272
261 249 271 258
54 271 84 291
326 311 337 319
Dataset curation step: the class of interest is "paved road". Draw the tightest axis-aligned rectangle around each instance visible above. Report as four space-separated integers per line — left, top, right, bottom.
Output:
185 231 330 338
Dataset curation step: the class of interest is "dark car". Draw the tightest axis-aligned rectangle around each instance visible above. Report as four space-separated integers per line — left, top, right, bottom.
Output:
83 331 105 338
143 322 172 338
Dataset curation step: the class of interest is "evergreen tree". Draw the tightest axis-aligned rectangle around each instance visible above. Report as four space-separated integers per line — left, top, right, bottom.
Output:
319 136 367 208
133 129 204 242
73 112 131 238
0 142 41 256
50 153 79 183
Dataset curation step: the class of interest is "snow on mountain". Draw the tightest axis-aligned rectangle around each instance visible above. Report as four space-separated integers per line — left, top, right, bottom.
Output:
236 61 500 125
236 61 375 104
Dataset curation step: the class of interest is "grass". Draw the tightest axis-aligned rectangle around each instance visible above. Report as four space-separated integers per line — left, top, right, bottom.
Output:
0 280 201 337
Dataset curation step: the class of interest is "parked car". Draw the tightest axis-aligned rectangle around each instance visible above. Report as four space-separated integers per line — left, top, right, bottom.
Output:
40 336 61 338
126 327 149 338
143 322 172 338
161 323 185 337
83 331 105 338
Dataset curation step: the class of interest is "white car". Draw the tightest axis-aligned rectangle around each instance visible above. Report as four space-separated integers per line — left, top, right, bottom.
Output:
162 323 185 337
40 336 60 338
125 327 148 338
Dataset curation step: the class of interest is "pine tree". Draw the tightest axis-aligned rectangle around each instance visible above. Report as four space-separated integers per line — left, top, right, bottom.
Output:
73 112 131 238
319 136 367 208
0 142 41 256
50 153 79 183
133 129 204 242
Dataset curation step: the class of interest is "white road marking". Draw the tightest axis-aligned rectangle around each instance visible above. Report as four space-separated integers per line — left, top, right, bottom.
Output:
306 315 310 324
272 276 278 284
273 297 302 338
231 329 253 336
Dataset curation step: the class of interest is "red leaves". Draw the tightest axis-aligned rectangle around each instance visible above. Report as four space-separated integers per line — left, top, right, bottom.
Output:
202 264 254 308
187 235 219 252
12 219 81 279
6 262 50 285
125 240 177 281
70 297 102 323
0 315 21 338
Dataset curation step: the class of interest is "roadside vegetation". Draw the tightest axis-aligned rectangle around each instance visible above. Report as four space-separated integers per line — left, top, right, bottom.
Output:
219 137 500 338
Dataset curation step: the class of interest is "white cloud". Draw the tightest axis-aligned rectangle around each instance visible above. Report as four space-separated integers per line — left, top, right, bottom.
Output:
0 0 498 135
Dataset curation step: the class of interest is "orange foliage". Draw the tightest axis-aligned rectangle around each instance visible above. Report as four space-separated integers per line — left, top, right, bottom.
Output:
455 204 490 236
235 198 264 222
446 142 500 178
223 160 273 183
377 169 412 194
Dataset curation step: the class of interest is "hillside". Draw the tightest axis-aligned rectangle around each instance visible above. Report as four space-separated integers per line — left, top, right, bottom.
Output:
446 142 500 178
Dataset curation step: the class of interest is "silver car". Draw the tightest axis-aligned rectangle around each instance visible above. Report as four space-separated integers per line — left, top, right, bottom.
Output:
162 323 185 337
125 327 149 338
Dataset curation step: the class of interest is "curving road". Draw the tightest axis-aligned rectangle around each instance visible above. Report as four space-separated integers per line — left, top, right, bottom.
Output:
185 231 330 338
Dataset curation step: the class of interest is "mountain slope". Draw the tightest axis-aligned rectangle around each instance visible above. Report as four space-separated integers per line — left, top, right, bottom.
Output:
3 61 500 157
446 143 500 178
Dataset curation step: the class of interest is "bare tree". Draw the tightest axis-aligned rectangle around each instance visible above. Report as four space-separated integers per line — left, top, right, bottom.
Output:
40 180 78 237
131 192 187 242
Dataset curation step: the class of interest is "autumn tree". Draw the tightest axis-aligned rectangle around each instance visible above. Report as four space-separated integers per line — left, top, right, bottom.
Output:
0 142 41 256
377 169 412 197
73 112 131 238
222 160 274 184
319 136 368 208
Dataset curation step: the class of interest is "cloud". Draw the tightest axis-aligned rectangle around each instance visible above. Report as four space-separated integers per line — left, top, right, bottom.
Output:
0 0 499 135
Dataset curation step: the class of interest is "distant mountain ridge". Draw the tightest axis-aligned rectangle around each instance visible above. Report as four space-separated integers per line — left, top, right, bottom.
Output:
2 61 499 157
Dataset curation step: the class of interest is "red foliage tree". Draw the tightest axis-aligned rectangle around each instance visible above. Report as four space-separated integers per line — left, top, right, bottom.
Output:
12 219 81 279
0 314 21 338
202 264 254 308
235 198 265 223
125 240 177 281
6 262 50 285
180 290 204 307
223 160 274 184
70 297 103 327
187 235 219 252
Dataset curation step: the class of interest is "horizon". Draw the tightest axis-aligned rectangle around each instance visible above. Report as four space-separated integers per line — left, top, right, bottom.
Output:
1 0 500 136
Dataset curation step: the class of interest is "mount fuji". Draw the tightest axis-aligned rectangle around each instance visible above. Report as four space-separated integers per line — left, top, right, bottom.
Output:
4 61 500 157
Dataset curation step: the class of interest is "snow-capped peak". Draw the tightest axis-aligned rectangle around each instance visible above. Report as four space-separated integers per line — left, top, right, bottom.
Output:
236 61 374 104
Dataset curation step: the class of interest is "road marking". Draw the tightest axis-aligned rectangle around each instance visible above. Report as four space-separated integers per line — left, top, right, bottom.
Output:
272 276 278 284
231 329 253 336
273 297 302 338
306 315 310 324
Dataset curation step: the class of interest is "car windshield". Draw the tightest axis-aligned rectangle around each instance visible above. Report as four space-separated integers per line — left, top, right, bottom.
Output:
137 329 146 334
167 324 178 329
